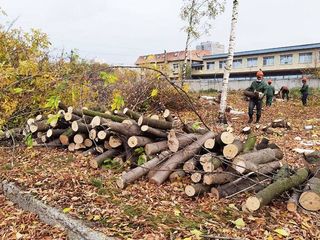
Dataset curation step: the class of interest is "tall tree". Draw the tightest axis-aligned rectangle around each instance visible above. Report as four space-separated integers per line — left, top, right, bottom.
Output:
218 0 239 123
180 0 225 85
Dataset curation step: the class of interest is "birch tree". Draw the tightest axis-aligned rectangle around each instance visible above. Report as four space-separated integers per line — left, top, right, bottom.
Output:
180 0 225 85
218 0 239 123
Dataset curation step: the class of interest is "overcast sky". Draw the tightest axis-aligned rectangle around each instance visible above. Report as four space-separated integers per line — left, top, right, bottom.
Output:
1 0 320 64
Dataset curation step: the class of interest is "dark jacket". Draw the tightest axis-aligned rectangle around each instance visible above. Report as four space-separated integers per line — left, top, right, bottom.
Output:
266 85 275 96
300 84 309 95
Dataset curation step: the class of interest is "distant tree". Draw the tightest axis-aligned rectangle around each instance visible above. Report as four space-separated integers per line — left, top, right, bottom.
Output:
180 0 225 85
218 0 239 123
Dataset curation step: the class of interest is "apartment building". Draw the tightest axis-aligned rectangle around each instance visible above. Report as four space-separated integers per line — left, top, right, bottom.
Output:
135 50 211 80
191 43 320 81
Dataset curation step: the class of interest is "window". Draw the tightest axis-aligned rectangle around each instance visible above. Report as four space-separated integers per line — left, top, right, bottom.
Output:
299 52 312 63
247 57 258 67
263 56 274 66
192 66 203 71
219 60 226 69
280 54 293 65
233 59 242 68
206 61 215 70
172 63 179 71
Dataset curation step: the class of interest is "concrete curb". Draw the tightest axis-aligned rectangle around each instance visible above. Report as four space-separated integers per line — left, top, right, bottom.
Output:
0 180 113 240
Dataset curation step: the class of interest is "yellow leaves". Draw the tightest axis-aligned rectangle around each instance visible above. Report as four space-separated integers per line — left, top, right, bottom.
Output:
16 232 23 239
151 88 158 97
190 229 202 239
111 91 125 111
274 228 290 237
173 208 181 216
62 207 72 213
182 83 190 93
17 60 38 76
231 218 246 229
100 71 118 85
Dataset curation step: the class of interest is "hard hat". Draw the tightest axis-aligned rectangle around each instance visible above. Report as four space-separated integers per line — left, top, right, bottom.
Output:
302 76 308 82
256 70 264 78
268 79 272 84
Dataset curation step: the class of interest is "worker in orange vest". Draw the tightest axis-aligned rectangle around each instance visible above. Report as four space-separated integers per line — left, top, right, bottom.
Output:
246 70 268 123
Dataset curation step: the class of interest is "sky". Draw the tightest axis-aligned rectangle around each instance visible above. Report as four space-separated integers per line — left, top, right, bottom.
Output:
1 0 320 65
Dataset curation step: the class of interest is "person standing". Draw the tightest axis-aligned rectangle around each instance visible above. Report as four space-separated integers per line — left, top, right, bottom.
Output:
246 70 268 123
300 76 309 106
279 86 289 101
266 79 275 106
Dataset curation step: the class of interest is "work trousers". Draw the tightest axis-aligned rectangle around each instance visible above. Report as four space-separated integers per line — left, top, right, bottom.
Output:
266 95 273 106
301 93 308 106
248 99 262 119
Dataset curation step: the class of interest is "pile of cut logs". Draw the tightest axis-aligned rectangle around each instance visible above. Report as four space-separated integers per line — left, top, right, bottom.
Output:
2 102 319 212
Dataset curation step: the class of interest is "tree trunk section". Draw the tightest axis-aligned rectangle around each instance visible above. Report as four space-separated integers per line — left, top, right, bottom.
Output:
211 175 269 200
218 0 239 122
150 131 216 185
89 149 121 169
287 191 301 212
299 174 320 211
223 140 244 159
123 108 141 121
138 116 174 130
243 134 256 153
128 136 153 148
82 108 126 123
185 184 211 197
232 148 283 174
116 151 171 189
141 125 167 138
245 167 309 212
203 172 237 185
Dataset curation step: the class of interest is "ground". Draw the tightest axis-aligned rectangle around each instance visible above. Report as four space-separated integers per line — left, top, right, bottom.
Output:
0 92 320 240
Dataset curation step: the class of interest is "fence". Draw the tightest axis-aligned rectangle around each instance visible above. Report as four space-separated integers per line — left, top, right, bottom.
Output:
184 78 320 92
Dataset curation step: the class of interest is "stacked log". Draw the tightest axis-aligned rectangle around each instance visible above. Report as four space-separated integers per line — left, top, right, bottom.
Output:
5 103 317 213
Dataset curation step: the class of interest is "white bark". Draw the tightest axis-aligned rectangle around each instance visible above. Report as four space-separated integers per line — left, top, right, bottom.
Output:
218 0 239 121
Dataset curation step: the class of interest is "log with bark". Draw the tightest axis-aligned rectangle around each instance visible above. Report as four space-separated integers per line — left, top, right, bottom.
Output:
89 149 121 169
128 136 153 148
223 140 244 159
191 172 203 183
232 148 283 174
243 134 256 153
81 108 126 123
116 151 171 189
150 131 216 185
215 132 235 146
182 123 209 135
203 171 237 185
287 191 301 212
137 115 175 130
167 132 198 152
255 137 270 150
299 173 320 211
145 140 169 156
185 183 211 197
141 125 167 138
109 135 122 148
272 119 291 129
163 109 173 122
59 128 75 145
123 108 141 121
211 174 270 200
183 157 199 172
245 167 309 212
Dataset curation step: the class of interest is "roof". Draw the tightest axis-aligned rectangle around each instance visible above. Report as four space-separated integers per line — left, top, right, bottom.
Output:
203 43 320 60
135 50 211 65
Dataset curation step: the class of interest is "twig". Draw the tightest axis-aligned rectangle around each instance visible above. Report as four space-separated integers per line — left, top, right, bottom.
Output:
201 235 244 240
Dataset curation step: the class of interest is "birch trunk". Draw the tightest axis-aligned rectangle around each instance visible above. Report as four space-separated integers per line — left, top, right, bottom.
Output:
218 0 239 122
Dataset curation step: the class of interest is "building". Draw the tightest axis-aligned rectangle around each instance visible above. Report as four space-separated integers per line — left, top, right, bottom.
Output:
135 50 211 80
191 43 320 81
196 41 225 54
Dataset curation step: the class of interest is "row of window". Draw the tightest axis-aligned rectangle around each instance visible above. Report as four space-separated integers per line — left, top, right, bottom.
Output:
204 52 314 70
